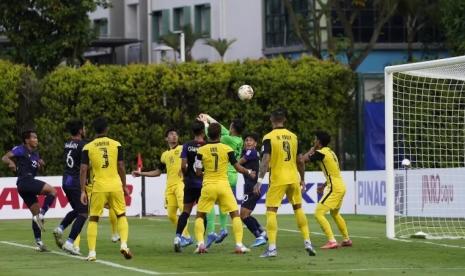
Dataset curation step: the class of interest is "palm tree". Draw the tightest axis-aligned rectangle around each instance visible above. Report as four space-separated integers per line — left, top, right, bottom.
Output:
159 24 203 61
204 38 237 62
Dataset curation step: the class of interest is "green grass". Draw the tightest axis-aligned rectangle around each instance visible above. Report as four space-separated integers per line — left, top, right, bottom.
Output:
1 215 465 276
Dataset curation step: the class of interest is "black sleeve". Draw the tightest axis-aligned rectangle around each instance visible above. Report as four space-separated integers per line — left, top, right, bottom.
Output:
158 163 166 171
228 151 237 165
117 146 124 161
262 139 271 154
196 153 203 160
309 151 325 162
81 150 89 165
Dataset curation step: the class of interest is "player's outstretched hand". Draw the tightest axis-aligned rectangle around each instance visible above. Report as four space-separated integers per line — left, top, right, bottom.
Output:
197 113 207 122
80 191 88 205
123 185 131 196
249 170 256 179
300 180 306 192
132 170 141 177
253 183 261 195
7 162 16 172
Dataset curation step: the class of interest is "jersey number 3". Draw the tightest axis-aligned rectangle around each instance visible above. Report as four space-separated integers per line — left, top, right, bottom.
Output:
99 147 109 168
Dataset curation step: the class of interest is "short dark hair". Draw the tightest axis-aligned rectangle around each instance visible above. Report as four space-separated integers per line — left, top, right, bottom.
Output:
21 130 37 143
208 123 222 140
231 118 245 135
315 130 331 147
93 117 108 134
66 120 84 136
270 108 287 123
192 121 204 136
244 132 259 142
165 128 178 137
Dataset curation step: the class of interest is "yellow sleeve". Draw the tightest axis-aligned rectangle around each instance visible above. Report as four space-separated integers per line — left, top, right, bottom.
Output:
160 151 166 164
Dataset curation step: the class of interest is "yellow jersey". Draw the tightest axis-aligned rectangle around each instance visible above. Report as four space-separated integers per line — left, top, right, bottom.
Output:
160 145 183 189
197 142 235 187
82 136 123 192
262 128 300 186
310 147 345 192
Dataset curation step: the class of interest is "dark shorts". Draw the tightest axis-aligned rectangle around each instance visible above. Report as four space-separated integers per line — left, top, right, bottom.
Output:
17 177 45 208
64 187 87 213
62 174 80 189
184 187 202 204
241 191 261 211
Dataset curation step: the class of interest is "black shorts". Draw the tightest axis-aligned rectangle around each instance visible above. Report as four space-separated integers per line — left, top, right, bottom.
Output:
17 177 45 208
64 187 87 213
241 191 261 211
62 174 80 189
184 187 202 204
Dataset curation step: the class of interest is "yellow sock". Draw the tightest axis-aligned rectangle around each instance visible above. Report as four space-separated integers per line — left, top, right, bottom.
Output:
87 221 98 251
331 209 349 240
182 218 190 238
294 208 310 241
194 217 205 244
314 204 335 241
231 216 243 245
109 208 118 236
117 216 129 245
266 211 278 245
167 206 178 228
73 235 81 248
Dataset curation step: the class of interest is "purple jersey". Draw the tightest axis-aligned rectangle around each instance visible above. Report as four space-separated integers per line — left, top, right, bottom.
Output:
241 148 259 189
63 139 87 178
11 145 41 179
181 140 205 188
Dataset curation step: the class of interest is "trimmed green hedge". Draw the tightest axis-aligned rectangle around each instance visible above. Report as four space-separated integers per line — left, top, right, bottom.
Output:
2 57 354 175
0 60 37 176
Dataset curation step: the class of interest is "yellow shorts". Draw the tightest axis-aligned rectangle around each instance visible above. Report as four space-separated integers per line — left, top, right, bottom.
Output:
320 188 345 210
197 183 238 213
89 190 126 217
265 183 302 208
165 184 184 209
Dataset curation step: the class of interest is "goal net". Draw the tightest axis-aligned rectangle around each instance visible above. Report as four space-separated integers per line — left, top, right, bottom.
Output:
385 56 465 239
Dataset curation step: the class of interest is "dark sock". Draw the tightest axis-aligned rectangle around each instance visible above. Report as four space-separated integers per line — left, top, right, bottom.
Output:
242 216 260 238
68 214 87 240
40 194 56 215
32 220 41 241
252 216 265 235
60 210 78 230
176 212 189 236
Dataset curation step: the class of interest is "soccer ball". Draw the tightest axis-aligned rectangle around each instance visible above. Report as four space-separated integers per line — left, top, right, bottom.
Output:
238 85 254 101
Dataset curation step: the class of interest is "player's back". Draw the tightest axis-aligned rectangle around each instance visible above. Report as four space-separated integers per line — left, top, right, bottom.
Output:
317 147 345 191
83 136 122 192
161 145 183 188
263 128 300 185
182 140 205 188
197 142 233 186
64 139 86 177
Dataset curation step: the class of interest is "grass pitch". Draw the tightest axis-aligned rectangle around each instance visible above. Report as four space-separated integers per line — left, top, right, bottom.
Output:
1 215 465 275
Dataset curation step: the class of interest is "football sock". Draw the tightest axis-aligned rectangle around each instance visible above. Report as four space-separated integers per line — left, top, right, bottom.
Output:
295 208 310 241
206 208 216 234
109 208 118 236
176 211 189 236
167 206 178 228
40 194 56 215
266 211 278 245
314 204 335 241
87 221 98 251
242 216 260 238
32 220 41 240
194 217 205 243
117 216 129 244
231 216 243 245
330 209 350 240
73 235 81 248
69 214 87 240
219 212 228 231
60 210 78 230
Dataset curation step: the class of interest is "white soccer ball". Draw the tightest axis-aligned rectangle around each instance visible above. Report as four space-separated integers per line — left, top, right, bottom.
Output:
401 158 411 167
238 84 254 101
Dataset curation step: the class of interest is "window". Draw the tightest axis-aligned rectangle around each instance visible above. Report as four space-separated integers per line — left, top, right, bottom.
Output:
195 4 210 37
152 10 170 42
264 0 310 48
94 18 108 37
173 6 191 31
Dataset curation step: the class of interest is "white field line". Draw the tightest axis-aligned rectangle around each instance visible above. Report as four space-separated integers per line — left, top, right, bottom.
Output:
0 241 160 275
390 237 465 249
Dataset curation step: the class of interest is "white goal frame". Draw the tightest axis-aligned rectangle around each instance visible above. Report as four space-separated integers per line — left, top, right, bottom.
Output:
385 55 465 239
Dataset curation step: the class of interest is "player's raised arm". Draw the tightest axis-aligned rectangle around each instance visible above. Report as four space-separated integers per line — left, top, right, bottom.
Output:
2 150 16 172
132 169 162 177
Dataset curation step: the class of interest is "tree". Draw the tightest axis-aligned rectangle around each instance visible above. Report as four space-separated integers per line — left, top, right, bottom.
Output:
160 24 203 61
204 38 237 61
440 0 465 55
284 0 399 70
0 0 108 74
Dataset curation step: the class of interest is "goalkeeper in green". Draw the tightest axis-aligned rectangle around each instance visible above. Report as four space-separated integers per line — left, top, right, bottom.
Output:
198 113 245 248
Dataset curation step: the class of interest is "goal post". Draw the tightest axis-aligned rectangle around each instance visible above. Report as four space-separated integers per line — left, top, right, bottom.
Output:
385 56 465 239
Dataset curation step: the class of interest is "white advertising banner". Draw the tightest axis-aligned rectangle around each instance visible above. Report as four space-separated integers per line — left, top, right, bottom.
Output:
355 170 386 215
0 175 142 219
